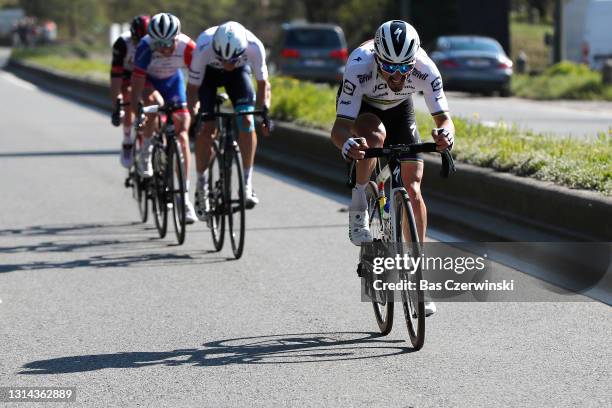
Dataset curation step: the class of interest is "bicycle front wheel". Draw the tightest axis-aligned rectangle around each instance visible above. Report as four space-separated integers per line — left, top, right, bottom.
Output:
394 189 425 350
169 139 186 245
151 144 168 239
225 146 246 259
363 181 394 335
208 144 225 251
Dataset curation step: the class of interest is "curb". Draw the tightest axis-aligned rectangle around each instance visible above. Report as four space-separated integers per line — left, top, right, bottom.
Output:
7 58 612 242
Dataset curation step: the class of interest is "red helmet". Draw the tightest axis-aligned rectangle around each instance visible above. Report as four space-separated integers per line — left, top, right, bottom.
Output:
130 15 150 41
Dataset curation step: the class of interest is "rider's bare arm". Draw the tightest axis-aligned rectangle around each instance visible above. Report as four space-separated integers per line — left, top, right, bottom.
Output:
256 79 270 110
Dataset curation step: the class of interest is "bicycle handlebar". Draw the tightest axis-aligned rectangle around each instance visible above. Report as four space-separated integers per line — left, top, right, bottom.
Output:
347 142 456 186
194 108 274 134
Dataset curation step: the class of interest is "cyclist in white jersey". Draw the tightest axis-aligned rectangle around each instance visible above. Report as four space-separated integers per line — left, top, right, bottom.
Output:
187 21 271 220
331 20 456 317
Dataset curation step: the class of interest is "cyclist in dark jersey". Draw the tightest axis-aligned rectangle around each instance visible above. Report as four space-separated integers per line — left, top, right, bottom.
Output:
110 15 150 168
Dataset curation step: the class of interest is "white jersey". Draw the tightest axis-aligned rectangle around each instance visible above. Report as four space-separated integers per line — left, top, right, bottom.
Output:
336 40 449 121
188 26 268 86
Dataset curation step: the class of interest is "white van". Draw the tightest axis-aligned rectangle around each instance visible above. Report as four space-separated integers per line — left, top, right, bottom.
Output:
582 0 612 69
562 0 612 70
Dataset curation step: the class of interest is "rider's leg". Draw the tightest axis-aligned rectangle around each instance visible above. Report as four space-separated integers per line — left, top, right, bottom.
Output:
400 161 427 242
226 67 257 197
347 112 386 245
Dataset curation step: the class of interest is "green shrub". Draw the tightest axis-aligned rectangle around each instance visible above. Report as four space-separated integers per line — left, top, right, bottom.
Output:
512 61 612 101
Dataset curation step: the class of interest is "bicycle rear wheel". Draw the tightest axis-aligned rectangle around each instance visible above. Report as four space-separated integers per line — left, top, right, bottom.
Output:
208 144 225 251
363 181 394 335
394 189 425 350
151 143 168 238
226 146 246 259
169 139 186 245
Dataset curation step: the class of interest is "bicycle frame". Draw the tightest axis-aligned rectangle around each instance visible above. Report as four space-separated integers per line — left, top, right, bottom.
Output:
371 156 407 243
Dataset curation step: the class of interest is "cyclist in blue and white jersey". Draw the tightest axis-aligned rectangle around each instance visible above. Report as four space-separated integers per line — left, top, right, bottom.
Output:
130 12 197 223
187 21 271 220
331 20 456 316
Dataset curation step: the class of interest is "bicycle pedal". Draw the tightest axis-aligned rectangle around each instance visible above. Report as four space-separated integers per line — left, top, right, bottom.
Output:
124 178 132 188
356 262 363 278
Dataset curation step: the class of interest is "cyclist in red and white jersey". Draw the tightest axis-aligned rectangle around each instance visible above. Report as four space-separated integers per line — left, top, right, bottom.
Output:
130 12 197 223
331 20 456 316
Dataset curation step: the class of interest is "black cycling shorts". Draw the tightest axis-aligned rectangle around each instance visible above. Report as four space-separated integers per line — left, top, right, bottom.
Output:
359 98 423 162
198 65 255 122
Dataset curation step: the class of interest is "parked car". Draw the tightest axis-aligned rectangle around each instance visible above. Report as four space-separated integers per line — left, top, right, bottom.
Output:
429 35 513 96
274 22 348 83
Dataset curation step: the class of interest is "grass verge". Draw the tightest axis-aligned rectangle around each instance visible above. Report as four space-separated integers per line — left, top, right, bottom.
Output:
11 47 611 195
512 62 612 101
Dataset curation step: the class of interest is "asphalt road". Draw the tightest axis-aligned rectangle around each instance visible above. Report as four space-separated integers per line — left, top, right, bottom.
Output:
0 69 611 407
414 91 612 139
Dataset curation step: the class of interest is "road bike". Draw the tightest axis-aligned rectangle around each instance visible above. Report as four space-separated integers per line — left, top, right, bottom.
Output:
195 94 270 259
117 99 148 223
352 143 455 350
138 103 189 245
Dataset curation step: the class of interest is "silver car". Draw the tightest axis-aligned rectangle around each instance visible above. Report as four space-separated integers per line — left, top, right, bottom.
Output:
274 22 347 83
429 35 513 96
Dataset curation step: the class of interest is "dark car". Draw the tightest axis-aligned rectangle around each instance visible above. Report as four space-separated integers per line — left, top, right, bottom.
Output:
274 22 347 83
429 35 513 96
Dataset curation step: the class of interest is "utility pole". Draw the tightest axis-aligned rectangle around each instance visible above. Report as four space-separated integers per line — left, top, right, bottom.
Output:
553 0 562 63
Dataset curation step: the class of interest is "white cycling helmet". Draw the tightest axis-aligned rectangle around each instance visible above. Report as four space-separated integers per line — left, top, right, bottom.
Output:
148 13 181 42
374 20 420 64
213 21 248 60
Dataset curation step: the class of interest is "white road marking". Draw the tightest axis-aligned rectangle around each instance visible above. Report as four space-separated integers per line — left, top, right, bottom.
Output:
0 71 37 91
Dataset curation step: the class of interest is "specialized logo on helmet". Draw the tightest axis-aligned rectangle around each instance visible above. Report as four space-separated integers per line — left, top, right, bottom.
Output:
394 27 402 42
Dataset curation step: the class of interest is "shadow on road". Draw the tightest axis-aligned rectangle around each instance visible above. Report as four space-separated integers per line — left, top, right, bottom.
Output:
0 222 227 273
0 150 118 158
19 332 413 374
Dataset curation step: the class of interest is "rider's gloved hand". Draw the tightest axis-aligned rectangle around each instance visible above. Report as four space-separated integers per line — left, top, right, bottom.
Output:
342 137 367 161
432 128 454 151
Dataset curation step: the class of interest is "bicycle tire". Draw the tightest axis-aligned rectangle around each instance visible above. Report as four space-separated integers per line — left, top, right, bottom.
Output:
363 181 394 335
151 143 168 239
394 189 425 350
169 139 186 245
208 144 225 251
226 146 246 259
136 175 148 223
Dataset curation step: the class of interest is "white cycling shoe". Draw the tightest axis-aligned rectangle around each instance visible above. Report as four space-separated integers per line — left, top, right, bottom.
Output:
349 210 373 246
120 142 134 169
425 301 436 317
245 185 259 209
184 194 197 225
194 185 210 221
137 146 153 178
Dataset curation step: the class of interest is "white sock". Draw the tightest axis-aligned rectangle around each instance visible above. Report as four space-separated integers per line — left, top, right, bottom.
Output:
244 166 253 187
350 183 368 211
185 179 190 193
